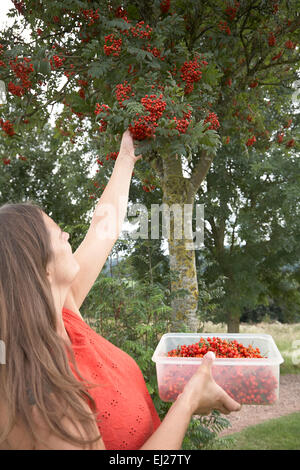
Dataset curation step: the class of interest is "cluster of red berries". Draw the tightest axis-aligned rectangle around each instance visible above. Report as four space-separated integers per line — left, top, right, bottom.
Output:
129 115 158 140
204 112 220 131
0 119 15 137
105 152 118 161
277 132 284 143
104 34 122 57
225 2 239 21
95 103 110 132
160 0 171 14
141 94 166 117
246 135 256 146
77 79 88 87
127 21 152 40
94 103 110 116
78 88 85 99
285 40 296 49
115 81 134 107
218 20 231 35
12 1 24 15
8 81 24 96
249 80 259 88
168 337 264 359
145 44 165 61
286 139 295 148
50 54 65 69
81 8 100 26
142 178 156 192
128 93 167 140
174 109 192 134
180 58 203 95
115 6 128 19
7 57 33 96
268 32 276 47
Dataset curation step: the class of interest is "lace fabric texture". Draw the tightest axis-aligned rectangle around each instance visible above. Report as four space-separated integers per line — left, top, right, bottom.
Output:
62 307 161 450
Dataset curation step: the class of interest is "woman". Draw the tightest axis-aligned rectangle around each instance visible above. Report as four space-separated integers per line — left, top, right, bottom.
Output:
0 131 241 450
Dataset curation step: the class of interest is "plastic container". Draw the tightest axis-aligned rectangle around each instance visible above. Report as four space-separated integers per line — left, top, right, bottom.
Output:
152 333 284 405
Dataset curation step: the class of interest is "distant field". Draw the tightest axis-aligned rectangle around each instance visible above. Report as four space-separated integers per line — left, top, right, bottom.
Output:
201 321 300 374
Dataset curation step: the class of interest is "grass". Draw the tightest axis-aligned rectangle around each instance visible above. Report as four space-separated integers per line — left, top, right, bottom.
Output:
219 412 300 450
201 321 300 375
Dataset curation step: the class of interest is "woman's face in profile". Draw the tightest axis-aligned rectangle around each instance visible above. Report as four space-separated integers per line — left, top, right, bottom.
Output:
42 212 80 286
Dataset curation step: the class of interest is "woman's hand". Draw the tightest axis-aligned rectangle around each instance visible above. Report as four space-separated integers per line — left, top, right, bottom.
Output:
118 129 143 165
179 351 242 416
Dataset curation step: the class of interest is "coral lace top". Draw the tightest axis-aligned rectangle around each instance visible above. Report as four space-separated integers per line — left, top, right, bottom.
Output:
62 307 161 450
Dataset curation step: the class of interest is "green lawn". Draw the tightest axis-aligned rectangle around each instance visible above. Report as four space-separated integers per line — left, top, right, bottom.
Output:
219 412 300 450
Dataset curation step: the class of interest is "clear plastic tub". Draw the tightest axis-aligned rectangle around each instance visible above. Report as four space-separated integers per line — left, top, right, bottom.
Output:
152 333 284 405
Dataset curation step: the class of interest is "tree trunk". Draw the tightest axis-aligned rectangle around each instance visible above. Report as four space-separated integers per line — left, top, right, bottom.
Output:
150 150 215 333
227 312 240 333
161 155 199 332
168 233 199 332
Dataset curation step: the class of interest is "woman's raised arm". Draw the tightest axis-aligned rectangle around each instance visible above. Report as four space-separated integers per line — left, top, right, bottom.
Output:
69 130 141 311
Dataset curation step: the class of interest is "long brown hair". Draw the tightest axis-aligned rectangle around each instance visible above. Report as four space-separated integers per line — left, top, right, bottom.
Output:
0 201 101 449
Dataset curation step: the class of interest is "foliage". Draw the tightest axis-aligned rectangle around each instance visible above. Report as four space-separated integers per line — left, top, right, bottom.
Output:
0 122 96 248
182 411 233 450
0 0 299 161
197 131 300 329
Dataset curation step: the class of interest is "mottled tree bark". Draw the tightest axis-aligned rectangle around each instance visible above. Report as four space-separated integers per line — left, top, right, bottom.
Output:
150 150 214 332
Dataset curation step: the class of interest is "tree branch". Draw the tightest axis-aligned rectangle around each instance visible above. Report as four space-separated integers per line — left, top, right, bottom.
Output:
188 150 215 198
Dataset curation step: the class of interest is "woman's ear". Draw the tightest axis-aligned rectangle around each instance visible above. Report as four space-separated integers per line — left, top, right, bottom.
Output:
46 266 53 284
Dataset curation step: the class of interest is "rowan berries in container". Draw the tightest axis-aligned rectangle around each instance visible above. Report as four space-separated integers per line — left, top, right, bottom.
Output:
152 333 284 405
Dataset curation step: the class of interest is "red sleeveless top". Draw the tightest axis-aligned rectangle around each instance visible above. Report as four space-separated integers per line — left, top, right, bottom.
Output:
62 307 161 450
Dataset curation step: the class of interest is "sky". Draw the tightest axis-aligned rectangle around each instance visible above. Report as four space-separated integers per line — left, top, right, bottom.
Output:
0 1 14 29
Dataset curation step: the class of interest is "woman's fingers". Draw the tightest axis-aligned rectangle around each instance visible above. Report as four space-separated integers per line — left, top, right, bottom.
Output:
218 387 242 413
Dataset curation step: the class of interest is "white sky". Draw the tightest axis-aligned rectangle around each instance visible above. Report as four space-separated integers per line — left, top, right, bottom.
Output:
0 1 14 28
